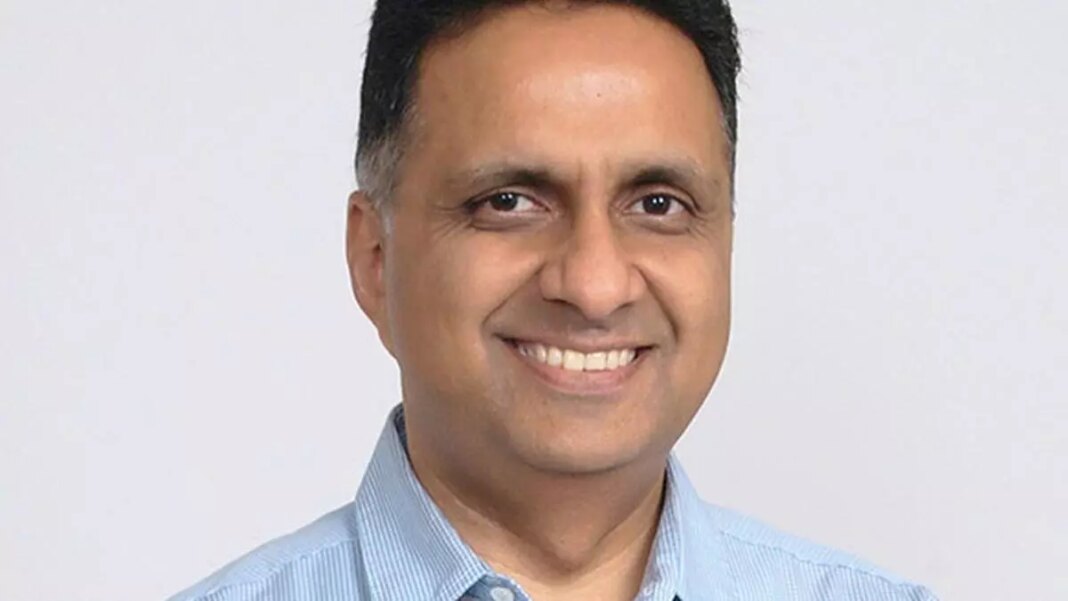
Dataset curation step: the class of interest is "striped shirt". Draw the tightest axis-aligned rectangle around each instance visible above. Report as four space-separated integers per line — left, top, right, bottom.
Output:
168 405 937 601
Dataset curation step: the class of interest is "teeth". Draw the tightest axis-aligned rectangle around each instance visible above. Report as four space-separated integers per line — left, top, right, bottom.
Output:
534 345 548 363
563 350 584 371
586 352 606 370
547 346 563 367
514 342 641 372
606 350 620 369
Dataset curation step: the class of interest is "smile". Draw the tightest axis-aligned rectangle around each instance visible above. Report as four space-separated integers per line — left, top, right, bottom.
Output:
501 337 652 395
513 341 640 372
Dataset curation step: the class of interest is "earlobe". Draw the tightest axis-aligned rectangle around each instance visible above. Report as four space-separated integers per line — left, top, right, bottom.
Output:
345 191 390 344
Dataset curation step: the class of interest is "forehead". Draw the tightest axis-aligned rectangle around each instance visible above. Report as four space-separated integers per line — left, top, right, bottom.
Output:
407 3 728 185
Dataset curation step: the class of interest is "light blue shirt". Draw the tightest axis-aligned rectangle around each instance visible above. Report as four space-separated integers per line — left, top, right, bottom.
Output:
169 405 937 601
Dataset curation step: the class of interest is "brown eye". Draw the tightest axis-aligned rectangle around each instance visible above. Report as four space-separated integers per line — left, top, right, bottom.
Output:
462 191 547 229
634 193 686 216
484 192 538 213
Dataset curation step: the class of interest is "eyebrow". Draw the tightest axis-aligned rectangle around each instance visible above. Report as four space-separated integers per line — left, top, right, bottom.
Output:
447 156 722 203
446 162 560 197
618 158 721 202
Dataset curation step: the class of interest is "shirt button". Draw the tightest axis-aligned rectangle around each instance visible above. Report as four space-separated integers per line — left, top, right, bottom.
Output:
489 586 516 601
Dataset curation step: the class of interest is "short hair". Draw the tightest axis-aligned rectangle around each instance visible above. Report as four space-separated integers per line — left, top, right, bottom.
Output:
355 0 741 211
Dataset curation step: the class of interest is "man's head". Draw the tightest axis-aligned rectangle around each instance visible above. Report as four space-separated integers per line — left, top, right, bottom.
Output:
347 0 739 478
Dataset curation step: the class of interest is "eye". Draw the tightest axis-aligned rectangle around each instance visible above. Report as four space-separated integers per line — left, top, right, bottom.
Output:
476 191 541 214
630 193 688 216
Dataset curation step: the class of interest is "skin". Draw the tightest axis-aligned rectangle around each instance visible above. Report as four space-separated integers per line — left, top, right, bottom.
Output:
346 4 733 600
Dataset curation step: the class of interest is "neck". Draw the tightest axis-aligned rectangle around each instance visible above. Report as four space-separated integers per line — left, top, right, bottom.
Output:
406 421 668 601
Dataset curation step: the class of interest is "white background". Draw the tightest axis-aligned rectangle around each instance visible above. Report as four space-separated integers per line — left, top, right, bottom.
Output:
2 1 1065 599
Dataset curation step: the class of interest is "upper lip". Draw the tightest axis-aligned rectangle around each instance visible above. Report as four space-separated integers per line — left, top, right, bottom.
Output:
500 335 653 353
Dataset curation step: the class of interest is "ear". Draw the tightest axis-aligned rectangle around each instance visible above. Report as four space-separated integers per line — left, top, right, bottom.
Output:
346 190 394 354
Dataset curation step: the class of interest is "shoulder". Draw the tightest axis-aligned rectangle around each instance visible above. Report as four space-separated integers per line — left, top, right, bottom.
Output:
166 503 367 601
698 502 939 601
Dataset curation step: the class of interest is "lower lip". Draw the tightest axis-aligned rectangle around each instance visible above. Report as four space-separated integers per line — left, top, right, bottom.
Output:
500 338 650 396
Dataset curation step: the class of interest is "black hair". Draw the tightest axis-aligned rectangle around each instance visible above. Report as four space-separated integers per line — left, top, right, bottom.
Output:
355 0 741 201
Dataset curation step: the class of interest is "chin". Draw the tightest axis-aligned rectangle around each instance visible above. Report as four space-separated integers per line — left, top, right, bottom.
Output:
507 424 654 476
490 391 678 476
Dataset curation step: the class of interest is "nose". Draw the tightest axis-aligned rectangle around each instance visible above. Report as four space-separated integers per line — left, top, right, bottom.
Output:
539 207 645 321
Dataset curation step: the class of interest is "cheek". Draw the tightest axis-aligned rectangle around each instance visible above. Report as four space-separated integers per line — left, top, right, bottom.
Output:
683 247 731 350
386 234 537 372
641 234 730 321
683 254 731 394
640 241 731 385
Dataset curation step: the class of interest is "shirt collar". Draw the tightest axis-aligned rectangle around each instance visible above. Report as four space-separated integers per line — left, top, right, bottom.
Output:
654 454 738 601
352 405 490 601
352 404 736 601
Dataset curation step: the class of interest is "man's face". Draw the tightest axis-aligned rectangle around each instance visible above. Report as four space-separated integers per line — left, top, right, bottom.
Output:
355 4 732 475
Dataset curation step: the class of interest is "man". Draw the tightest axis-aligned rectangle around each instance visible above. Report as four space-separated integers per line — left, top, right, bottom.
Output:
171 1 937 600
